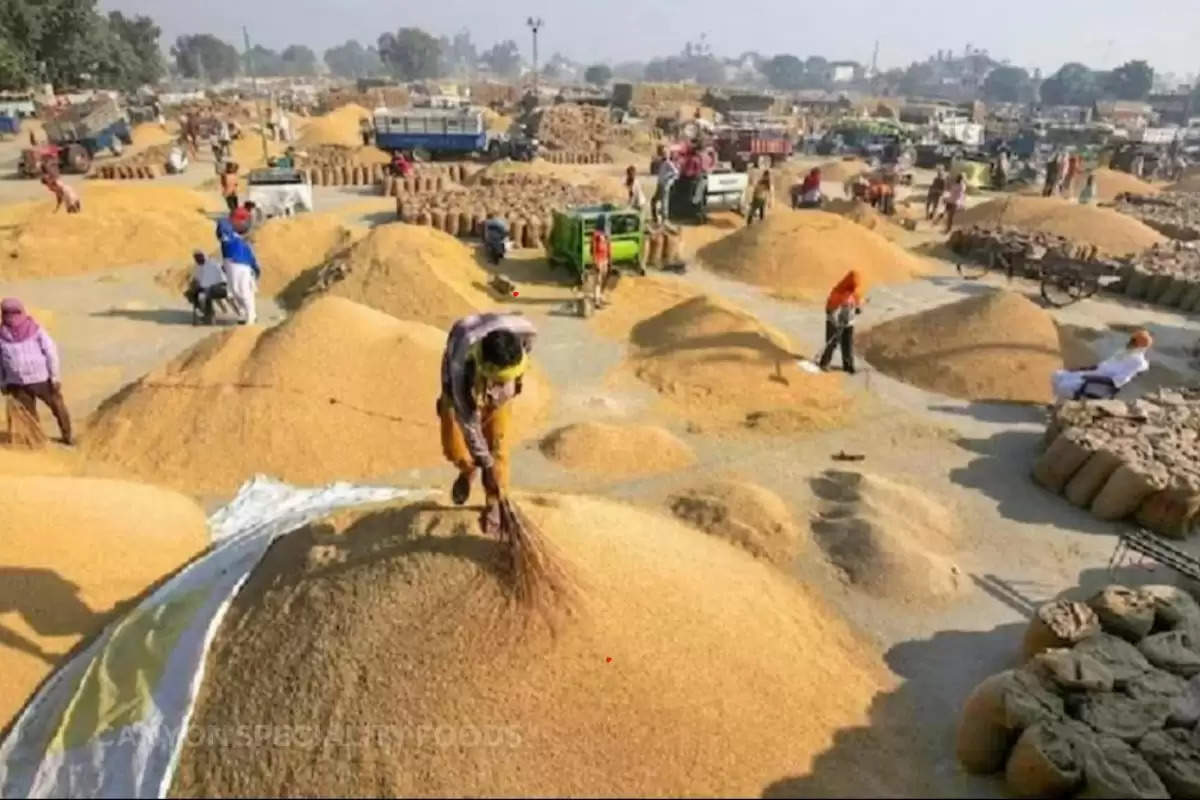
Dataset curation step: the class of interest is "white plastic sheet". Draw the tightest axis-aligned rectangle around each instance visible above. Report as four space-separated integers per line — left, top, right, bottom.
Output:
0 475 420 799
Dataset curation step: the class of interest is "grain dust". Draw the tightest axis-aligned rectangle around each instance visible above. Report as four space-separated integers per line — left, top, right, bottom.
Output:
861 290 1066 404
170 494 890 797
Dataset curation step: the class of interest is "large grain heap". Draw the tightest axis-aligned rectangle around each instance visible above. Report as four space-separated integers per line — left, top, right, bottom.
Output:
1091 168 1161 203
807 469 963 603
627 294 854 431
956 196 1165 256
530 103 615 152
297 224 492 328
82 297 547 494
298 103 373 149
697 210 929 302
957 583 1200 799
539 422 695 478
1034 388 1200 538
170 494 888 796
1115 193 1200 242
0 185 220 279
0 475 207 727
861 291 1065 404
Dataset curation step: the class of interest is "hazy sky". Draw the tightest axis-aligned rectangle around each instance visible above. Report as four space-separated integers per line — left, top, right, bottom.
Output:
98 0 1199 78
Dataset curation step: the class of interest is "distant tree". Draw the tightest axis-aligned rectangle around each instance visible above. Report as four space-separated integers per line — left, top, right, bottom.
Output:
761 54 806 91
481 40 521 78
690 55 725 86
245 45 283 76
281 44 317 76
171 34 240 81
982 65 1032 102
439 29 477 76
1040 62 1099 105
106 12 163 86
323 39 383 78
377 27 442 80
1104 60 1154 100
584 64 612 86
611 60 645 81
898 61 936 95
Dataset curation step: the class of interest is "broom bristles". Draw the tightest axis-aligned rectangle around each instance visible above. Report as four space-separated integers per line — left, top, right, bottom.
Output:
6 396 47 450
496 497 577 616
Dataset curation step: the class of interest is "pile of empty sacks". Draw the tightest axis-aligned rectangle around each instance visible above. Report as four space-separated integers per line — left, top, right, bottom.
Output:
957 584 1200 798
1116 193 1200 243
1034 389 1200 539
1121 242 1200 313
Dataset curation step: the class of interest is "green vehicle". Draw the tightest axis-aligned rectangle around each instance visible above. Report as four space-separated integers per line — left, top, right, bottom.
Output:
547 204 645 316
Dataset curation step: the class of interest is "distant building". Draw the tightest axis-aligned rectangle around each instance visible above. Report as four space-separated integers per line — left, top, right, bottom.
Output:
1147 93 1193 126
1094 100 1153 128
827 62 859 85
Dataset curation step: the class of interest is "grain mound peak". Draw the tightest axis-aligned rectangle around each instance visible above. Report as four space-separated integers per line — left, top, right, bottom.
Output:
82 296 548 493
861 290 1065 404
1089 168 1160 202
298 223 493 328
0 475 206 727
628 294 854 431
298 103 373 149
171 493 888 797
697 209 929 302
956 196 1164 256
808 469 962 602
539 422 695 478
668 480 800 564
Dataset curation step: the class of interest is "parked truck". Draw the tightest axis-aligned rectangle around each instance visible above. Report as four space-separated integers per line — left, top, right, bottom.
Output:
372 107 533 161
21 95 131 176
715 124 793 171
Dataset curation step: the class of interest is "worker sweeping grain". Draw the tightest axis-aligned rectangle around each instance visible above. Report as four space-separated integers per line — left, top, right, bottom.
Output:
1051 330 1152 401
926 166 947 220
0 298 72 445
818 271 863 374
438 313 537 533
40 174 80 214
747 171 773 224
215 218 260 325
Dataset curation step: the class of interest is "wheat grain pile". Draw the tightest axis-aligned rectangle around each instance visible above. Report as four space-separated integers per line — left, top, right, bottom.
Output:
0 184 221 279
627 295 854 431
539 422 695 477
1089 168 1160 202
301 223 493 328
298 103 373 149
82 297 549 494
668 480 799 565
130 122 172 148
824 198 910 242
0 475 206 727
861 290 1064 404
956 196 1164 255
170 494 889 797
808 470 962 603
698 210 930 302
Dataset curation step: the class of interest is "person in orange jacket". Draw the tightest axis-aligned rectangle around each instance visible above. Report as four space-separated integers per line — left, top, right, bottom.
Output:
818 270 863 374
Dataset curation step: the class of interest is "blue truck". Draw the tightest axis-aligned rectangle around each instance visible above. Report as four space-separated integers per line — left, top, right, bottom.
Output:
25 95 133 175
371 107 535 161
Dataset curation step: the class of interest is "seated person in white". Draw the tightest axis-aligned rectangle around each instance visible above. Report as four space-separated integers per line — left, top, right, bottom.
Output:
1052 330 1152 401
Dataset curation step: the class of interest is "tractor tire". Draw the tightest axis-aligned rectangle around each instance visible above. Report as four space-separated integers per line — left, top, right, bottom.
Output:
66 145 90 174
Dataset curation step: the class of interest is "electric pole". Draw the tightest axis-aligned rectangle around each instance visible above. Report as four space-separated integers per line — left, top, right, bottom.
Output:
526 17 544 99
243 26 268 165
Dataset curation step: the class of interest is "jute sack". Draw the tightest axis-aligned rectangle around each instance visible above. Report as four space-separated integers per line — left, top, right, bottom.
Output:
1137 729 1200 799
956 669 1064 774
1076 734 1170 799
1033 433 1093 493
1072 692 1170 743
1137 490 1200 541
1141 585 1200 631
1091 464 1161 521
1005 719 1089 798
1028 648 1113 693
1125 270 1152 299
1125 668 1200 728
1088 585 1156 643
1023 600 1101 661
1065 451 1124 508
1074 633 1152 688
1139 630 1200 677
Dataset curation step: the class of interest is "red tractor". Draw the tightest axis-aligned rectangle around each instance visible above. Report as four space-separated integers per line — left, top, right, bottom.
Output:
20 143 91 177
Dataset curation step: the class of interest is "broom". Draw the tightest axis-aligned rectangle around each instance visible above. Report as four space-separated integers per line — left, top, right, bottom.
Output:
5 395 47 449
488 495 576 613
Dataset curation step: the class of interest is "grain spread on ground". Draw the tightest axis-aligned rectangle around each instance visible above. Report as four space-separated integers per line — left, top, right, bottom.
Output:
129 122 172 148
539 422 694 478
0 475 207 728
170 494 890 797
298 103 373 149
697 210 930 302
0 184 221 279
625 294 854 431
808 470 962 602
861 290 1065 404
668 479 799 564
81 296 549 494
1090 168 1161 203
297 223 493 329
956 196 1165 256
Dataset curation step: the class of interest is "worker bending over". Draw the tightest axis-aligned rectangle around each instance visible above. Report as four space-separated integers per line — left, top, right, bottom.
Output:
1052 330 1152 401
439 313 537 515
818 270 863 374
41 173 80 213
215 219 260 325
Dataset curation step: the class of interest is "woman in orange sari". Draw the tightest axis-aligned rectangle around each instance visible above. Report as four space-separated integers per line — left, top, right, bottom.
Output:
818 270 863 374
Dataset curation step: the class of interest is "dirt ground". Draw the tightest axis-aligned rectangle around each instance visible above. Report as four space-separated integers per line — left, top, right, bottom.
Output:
3 133 1198 797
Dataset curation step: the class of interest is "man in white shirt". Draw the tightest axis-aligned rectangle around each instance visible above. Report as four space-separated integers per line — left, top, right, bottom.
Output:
1052 330 1152 401
652 150 679 225
184 251 229 325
